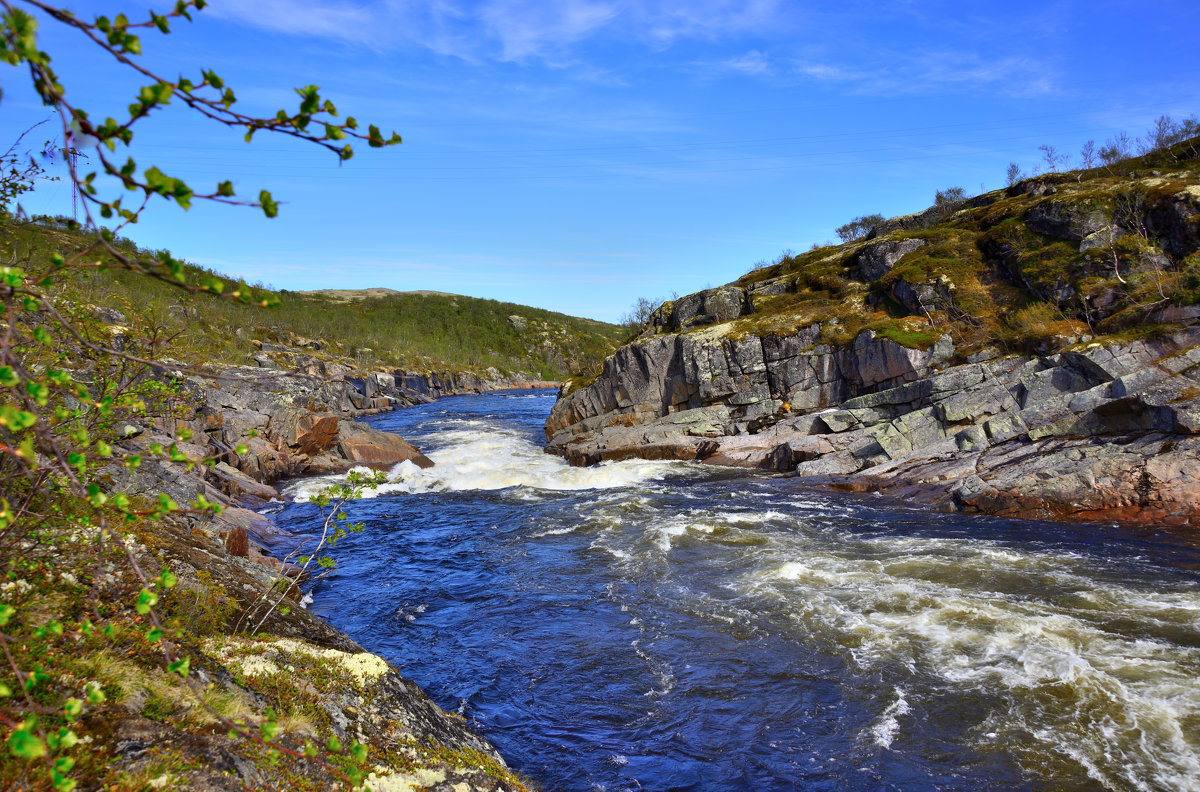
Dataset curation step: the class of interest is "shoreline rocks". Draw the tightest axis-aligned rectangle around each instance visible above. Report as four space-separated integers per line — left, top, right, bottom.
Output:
98 363 530 790
545 325 1200 528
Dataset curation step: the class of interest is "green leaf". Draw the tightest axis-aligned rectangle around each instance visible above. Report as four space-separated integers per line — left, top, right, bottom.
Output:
135 588 158 615
158 568 178 589
145 626 163 643
0 367 17 388
84 682 106 704
168 657 190 678
326 735 342 753
0 604 14 626
25 380 49 405
48 728 78 750
63 698 83 720
259 190 278 218
260 719 280 742
216 180 234 197
7 727 45 760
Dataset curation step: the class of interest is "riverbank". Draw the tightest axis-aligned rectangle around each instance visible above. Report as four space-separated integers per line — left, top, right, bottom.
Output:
546 323 1200 528
2 361 533 791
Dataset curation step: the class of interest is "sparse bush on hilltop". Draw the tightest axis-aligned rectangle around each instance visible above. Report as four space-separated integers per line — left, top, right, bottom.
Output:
934 186 968 206
835 214 885 243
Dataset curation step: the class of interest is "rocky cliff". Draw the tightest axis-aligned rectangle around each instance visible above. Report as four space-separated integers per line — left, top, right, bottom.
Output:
546 139 1200 527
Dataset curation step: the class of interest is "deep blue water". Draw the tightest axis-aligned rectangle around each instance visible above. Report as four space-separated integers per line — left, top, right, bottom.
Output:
272 391 1200 792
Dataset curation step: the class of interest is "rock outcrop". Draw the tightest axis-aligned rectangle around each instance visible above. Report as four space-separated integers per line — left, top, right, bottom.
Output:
548 323 1200 525
547 140 1200 527
547 324 954 462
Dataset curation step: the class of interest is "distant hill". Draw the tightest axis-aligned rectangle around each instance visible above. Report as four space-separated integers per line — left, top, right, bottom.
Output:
4 221 625 379
295 288 460 300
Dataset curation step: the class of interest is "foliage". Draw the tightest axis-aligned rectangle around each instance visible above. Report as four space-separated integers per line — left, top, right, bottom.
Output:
835 213 884 243
235 469 387 636
618 295 662 333
0 2 407 788
934 186 967 206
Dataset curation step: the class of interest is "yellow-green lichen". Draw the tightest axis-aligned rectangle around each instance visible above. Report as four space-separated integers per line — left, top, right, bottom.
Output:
204 636 391 690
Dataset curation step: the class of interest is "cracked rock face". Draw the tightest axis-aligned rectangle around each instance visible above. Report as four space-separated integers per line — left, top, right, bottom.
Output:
853 238 926 282
546 319 1200 527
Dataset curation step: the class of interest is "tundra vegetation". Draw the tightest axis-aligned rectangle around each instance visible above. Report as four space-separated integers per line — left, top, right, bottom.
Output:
0 3 530 790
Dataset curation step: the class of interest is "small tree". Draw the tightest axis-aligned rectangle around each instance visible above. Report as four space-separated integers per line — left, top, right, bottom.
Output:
934 186 967 206
1080 140 1097 169
1138 114 1200 155
1005 162 1023 187
0 3 403 787
619 296 661 332
1038 144 1068 173
835 213 885 243
1098 131 1133 169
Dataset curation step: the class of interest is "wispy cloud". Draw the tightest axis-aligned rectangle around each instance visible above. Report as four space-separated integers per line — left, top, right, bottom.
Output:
206 0 382 46
780 51 1058 97
698 49 772 77
206 0 791 62
478 0 620 61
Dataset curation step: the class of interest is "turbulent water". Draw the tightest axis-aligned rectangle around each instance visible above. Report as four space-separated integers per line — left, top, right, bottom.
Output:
274 391 1200 792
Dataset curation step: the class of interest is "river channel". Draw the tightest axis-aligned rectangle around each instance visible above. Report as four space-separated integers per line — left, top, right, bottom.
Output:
273 390 1200 792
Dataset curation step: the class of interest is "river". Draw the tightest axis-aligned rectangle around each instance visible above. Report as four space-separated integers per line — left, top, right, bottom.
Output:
273 390 1200 792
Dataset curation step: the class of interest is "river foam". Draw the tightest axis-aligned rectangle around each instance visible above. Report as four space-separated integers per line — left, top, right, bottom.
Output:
286 424 685 500
281 393 1200 792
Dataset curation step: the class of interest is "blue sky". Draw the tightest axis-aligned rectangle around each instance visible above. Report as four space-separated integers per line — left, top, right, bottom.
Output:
3 0 1198 322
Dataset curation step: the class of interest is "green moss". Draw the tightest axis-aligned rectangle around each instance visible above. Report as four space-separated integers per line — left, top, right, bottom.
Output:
865 318 942 349
162 570 238 637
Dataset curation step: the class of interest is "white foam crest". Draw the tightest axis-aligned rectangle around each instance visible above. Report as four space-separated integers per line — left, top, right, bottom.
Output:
287 426 683 500
868 687 911 748
741 536 1200 789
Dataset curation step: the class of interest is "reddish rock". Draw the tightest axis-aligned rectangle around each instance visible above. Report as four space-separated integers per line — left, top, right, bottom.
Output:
274 409 340 456
337 420 434 469
225 525 249 557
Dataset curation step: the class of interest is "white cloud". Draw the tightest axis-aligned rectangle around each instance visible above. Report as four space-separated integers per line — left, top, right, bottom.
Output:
478 0 620 61
708 49 772 76
206 0 382 46
205 0 792 62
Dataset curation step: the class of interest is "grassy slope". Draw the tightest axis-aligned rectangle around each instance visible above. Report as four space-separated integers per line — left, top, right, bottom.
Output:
0 219 625 379
682 137 1200 356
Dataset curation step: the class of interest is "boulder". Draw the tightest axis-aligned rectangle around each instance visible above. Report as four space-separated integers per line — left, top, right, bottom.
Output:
1025 199 1109 241
211 462 281 504
365 372 396 399
853 238 925 281
271 409 340 456
337 420 434 468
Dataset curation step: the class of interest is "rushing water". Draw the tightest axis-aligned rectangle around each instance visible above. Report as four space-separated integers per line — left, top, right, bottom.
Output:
273 391 1200 792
